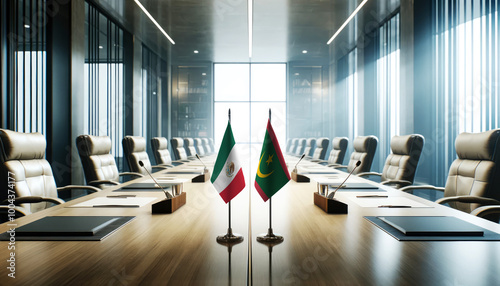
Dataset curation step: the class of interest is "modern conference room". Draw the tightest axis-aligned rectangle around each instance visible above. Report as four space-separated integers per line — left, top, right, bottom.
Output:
1 0 500 285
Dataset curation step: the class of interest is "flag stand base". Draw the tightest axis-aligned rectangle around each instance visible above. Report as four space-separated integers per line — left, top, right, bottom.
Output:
217 228 244 244
257 228 284 244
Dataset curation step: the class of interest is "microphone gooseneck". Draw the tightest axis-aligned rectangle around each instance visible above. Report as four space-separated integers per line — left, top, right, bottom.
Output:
139 160 173 199
195 154 208 172
293 154 306 173
327 160 361 199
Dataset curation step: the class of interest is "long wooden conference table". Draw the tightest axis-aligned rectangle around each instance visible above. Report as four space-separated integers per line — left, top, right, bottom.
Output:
1 154 500 285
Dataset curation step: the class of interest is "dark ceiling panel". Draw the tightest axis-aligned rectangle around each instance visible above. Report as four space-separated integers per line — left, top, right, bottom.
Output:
92 0 401 63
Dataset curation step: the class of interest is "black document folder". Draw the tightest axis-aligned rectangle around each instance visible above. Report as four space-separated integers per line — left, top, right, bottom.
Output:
0 216 135 241
378 216 484 236
16 216 119 236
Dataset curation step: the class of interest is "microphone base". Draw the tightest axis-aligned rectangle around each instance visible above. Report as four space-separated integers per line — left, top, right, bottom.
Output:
152 192 186 214
291 170 310 183
314 192 348 214
192 169 210 183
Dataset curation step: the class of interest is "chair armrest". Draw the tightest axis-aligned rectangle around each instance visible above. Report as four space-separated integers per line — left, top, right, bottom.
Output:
331 165 347 169
380 179 413 188
158 164 175 168
152 165 170 171
88 179 120 188
0 205 29 219
3 196 65 205
399 185 445 193
57 185 101 193
471 205 500 218
357 172 382 178
119 172 144 178
436 196 500 206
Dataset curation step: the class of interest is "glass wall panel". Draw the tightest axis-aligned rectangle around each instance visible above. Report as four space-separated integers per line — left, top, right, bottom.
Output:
6 0 47 133
434 0 499 185
84 1 125 168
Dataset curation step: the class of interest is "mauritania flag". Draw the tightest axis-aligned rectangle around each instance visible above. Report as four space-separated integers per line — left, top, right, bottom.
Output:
254 119 290 202
211 122 245 203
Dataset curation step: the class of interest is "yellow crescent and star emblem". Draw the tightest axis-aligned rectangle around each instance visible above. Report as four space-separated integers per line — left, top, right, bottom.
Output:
257 152 274 178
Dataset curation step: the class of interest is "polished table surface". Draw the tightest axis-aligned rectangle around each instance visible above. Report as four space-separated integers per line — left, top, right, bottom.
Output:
1 155 500 285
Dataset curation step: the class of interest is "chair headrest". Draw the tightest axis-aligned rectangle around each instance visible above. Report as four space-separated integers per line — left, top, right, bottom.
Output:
455 129 500 160
353 136 378 152
185 138 194 146
152 137 168 150
123 136 146 152
0 129 46 161
172 137 184 147
316 138 329 149
202 138 209 144
76 135 112 156
195 138 202 144
391 134 424 155
305 138 315 146
332 137 348 150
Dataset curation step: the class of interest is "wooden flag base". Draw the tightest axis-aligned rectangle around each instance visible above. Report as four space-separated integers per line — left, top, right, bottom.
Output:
291 169 310 183
192 169 210 183
314 192 348 214
152 192 186 214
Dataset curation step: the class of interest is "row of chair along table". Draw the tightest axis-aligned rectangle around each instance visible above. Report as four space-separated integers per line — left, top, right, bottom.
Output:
0 129 215 221
286 131 500 222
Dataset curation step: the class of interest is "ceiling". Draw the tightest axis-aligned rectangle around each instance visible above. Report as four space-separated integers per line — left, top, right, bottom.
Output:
92 0 400 64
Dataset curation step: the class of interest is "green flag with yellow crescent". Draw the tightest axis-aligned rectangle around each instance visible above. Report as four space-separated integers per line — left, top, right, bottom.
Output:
254 119 290 201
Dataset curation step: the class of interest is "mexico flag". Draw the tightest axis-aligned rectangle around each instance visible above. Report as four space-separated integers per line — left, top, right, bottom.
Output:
254 119 290 202
211 122 246 203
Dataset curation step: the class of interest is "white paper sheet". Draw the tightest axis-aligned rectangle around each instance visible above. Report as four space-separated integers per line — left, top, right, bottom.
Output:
346 195 432 208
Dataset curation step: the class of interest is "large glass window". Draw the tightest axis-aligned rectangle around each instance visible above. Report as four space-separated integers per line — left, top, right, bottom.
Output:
84 2 125 167
434 0 499 184
213 63 287 158
377 13 400 165
6 0 47 133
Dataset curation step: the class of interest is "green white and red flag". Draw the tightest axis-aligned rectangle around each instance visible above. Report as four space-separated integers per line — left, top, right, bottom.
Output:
211 121 245 203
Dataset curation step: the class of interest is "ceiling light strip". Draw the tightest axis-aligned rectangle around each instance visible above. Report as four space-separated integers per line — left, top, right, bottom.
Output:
327 0 368 45
248 0 253 58
134 0 175 45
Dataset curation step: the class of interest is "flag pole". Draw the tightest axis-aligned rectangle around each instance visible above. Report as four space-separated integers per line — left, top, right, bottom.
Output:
257 109 284 244
217 108 244 244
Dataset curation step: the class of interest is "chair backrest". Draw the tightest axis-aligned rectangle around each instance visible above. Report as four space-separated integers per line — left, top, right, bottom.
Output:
347 136 378 174
444 129 500 213
202 138 211 154
303 138 316 157
381 134 425 184
209 138 215 154
76 135 120 184
0 129 58 214
194 138 205 156
312 138 330 160
170 137 188 160
151 137 173 165
290 138 298 154
286 139 292 153
328 137 348 165
295 138 306 156
184 138 197 157
122 136 152 175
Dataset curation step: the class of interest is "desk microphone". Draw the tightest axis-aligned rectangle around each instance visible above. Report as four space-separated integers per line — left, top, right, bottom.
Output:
195 154 208 172
139 160 173 199
293 154 306 173
327 160 361 199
